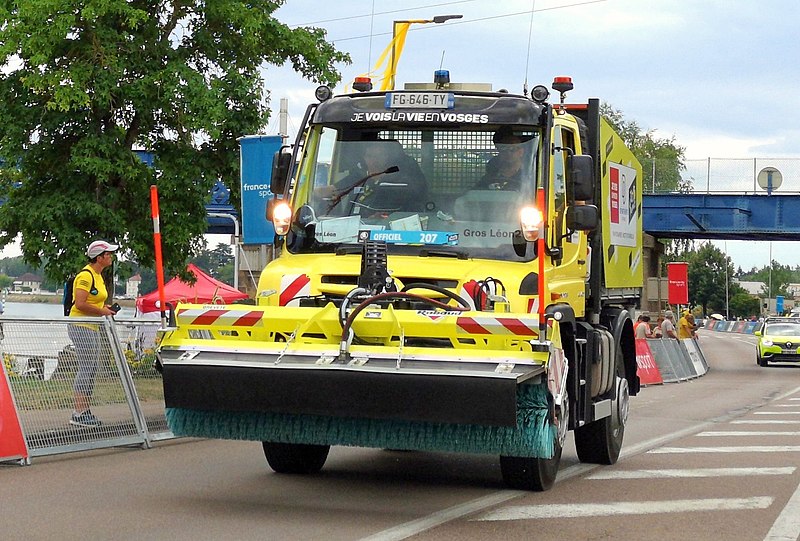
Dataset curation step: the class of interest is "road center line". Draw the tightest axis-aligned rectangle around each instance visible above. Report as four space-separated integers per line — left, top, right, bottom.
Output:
650 446 800 454
588 467 795 479
473 497 773 521
732 420 800 425
697 431 800 436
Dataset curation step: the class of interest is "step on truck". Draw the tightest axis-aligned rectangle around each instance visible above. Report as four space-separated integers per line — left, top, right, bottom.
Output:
158 74 643 491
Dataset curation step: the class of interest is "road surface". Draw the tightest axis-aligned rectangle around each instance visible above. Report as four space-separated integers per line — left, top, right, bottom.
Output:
2 330 799 541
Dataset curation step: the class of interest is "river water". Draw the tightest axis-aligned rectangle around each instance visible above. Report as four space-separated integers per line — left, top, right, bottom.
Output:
0 301 138 318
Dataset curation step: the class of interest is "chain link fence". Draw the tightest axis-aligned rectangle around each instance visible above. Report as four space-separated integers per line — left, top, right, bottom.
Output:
645 157 800 194
0 315 172 461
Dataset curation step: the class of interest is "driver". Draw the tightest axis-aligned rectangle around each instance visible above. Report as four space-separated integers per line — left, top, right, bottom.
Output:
475 128 526 190
318 140 427 214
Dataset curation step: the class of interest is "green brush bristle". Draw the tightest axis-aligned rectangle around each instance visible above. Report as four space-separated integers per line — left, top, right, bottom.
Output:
166 383 555 458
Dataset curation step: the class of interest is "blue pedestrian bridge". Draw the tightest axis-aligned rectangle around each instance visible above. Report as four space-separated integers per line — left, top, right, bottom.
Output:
642 193 800 240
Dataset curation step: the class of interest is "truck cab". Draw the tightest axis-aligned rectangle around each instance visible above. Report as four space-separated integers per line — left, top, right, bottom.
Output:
263 77 597 319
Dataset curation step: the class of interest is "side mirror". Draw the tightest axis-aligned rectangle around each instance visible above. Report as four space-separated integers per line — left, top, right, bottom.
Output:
567 154 595 202
754 330 762 337
566 204 599 231
270 146 293 194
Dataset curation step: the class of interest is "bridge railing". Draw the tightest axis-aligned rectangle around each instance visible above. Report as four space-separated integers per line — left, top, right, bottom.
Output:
646 157 800 194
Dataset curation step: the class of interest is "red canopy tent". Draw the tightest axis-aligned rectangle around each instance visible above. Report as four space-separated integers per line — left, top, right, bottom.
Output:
135 263 248 313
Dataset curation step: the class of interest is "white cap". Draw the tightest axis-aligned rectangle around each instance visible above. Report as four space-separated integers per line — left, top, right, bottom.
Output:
87 240 119 258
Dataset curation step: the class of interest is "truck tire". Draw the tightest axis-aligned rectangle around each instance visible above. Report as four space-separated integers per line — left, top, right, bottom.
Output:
262 441 330 474
500 389 568 491
500 443 562 492
574 340 628 465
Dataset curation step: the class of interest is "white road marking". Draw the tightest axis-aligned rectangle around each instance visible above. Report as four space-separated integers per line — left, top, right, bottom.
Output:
775 404 800 407
359 384 800 541
473 497 773 521
589 467 795 479
764 477 800 541
732 420 800 425
755 412 800 415
651 446 800 454
697 431 800 436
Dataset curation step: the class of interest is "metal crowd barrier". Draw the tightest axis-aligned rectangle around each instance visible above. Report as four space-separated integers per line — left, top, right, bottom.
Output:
704 319 759 334
0 315 173 464
638 337 709 385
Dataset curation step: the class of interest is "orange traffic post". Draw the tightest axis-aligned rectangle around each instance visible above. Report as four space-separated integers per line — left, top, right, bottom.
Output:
537 187 547 337
150 185 168 327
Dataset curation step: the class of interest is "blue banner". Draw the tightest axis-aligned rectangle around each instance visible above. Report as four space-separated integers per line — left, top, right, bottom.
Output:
239 135 283 244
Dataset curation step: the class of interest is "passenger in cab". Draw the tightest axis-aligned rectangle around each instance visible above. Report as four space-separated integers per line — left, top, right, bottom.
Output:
475 128 526 190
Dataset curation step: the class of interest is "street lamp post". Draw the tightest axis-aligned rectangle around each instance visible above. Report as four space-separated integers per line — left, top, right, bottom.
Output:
768 241 773 315
724 241 730 320
389 14 462 90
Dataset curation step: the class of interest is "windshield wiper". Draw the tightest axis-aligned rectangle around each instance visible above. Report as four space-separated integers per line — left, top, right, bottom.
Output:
326 165 400 213
418 248 469 259
334 245 363 255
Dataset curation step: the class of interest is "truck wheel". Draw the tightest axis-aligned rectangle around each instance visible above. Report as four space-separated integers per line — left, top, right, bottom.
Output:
500 443 562 492
262 441 330 474
500 390 568 491
575 342 628 465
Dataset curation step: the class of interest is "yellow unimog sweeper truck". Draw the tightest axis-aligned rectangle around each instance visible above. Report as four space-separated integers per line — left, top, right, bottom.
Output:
158 73 643 491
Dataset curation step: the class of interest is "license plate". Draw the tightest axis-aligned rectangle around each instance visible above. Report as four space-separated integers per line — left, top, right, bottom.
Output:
385 92 454 109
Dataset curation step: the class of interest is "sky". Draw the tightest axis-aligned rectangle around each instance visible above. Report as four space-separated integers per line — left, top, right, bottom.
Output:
3 0 799 271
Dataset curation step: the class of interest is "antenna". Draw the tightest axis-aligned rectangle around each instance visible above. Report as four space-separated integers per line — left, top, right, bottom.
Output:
366 0 376 72
523 0 537 96
439 50 446 70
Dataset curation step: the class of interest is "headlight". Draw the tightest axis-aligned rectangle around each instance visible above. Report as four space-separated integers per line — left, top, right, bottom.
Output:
520 206 543 241
762 339 773 347
272 202 293 236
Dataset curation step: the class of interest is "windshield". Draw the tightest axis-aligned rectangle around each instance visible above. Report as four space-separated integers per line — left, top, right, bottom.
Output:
765 322 800 336
287 126 541 261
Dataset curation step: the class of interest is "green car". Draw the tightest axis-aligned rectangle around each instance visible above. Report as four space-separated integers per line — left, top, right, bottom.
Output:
755 317 800 367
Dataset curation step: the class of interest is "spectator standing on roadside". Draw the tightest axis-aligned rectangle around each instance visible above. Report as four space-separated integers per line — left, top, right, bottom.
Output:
68 240 120 428
653 316 664 338
678 310 694 339
634 314 653 339
661 310 678 340
687 312 698 338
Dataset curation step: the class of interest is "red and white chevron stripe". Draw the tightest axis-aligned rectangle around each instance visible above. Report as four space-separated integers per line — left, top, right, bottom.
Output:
456 316 539 337
177 308 264 327
279 274 311 306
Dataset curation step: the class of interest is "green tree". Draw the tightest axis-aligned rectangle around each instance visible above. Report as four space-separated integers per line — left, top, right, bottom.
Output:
193 242 233 280
728 291 760 319
685 242 744 316
601 104 687 194
0 256 37 277
748 261 794 299
0 1 348 284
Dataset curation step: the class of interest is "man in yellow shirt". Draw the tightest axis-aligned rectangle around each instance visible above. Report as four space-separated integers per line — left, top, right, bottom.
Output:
68 240 120 427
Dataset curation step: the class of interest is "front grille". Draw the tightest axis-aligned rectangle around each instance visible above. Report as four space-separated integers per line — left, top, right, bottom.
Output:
767 354 800 362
